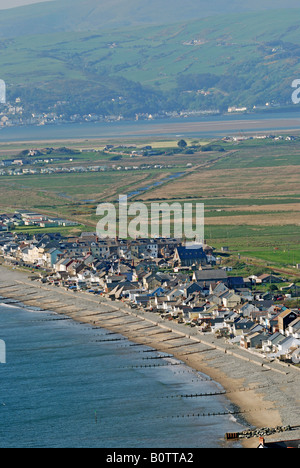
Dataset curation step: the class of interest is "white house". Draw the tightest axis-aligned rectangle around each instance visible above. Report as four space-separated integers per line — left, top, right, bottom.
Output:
286 317 300 339
276 336 300 356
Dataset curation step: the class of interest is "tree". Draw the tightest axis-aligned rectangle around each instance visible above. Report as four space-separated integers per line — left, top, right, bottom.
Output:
177 139 187 149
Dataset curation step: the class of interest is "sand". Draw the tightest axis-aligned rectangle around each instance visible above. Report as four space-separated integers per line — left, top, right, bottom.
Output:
0 264 299 448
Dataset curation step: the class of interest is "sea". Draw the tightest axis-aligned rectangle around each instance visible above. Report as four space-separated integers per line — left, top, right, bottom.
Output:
0 302 247 448
0 113 262 448
0 111 299 142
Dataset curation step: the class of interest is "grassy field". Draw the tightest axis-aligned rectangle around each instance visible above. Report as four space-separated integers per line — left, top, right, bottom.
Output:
1 9 299 92
204 224 300 261
1 136 299 270
134 137 300 268
0 168 179 229
12 224 86 236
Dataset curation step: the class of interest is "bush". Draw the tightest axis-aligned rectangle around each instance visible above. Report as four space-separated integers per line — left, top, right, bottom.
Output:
110 155 122 161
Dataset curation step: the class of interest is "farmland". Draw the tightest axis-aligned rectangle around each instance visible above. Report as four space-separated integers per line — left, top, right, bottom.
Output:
0 134 299 270
133 137 300 269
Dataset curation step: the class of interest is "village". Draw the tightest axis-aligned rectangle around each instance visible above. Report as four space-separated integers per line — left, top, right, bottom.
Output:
0 210 79 231
0 148 173 178
0 98 222 128
0 224 299 368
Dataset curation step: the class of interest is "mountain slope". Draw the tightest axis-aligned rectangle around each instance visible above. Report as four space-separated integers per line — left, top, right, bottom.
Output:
1 8 300 118
0 0 300 37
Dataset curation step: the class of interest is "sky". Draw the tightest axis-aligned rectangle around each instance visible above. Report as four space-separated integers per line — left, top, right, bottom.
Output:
0 0 50 8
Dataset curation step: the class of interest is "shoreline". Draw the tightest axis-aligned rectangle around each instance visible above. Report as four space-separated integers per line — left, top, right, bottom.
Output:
0 114 300 143
1 264 299 448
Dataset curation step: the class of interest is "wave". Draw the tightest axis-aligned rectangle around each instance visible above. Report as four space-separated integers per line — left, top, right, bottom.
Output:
0 301 22 310
0 301 45 313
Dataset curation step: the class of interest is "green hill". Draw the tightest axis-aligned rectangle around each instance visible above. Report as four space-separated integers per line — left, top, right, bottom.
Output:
0 0 299 37
1 8 300 118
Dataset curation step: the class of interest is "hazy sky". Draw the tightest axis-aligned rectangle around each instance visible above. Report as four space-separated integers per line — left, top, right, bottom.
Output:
0 0 50 8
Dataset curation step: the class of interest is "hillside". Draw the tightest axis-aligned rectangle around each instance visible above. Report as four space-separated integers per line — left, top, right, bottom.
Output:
1 8 300 119
0 0 299 37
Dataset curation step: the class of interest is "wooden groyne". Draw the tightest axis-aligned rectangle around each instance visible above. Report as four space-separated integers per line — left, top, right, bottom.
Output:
225 425 296 441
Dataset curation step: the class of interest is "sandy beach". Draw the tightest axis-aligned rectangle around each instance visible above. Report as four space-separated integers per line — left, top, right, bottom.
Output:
0 264 299 448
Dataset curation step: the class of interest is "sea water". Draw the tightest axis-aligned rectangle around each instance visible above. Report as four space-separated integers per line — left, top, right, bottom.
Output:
0 303 246 448
0 111 298 142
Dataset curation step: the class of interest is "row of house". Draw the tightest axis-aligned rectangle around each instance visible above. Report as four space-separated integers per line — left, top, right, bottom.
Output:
0 161 175 177
0 211 80 229
1 229 299 366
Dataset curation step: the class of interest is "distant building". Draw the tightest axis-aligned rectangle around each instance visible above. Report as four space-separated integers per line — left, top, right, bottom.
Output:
228 106 247 113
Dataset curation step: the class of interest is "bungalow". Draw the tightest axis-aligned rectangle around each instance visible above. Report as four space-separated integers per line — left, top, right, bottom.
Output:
255 274 283 284
23 214 48 225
